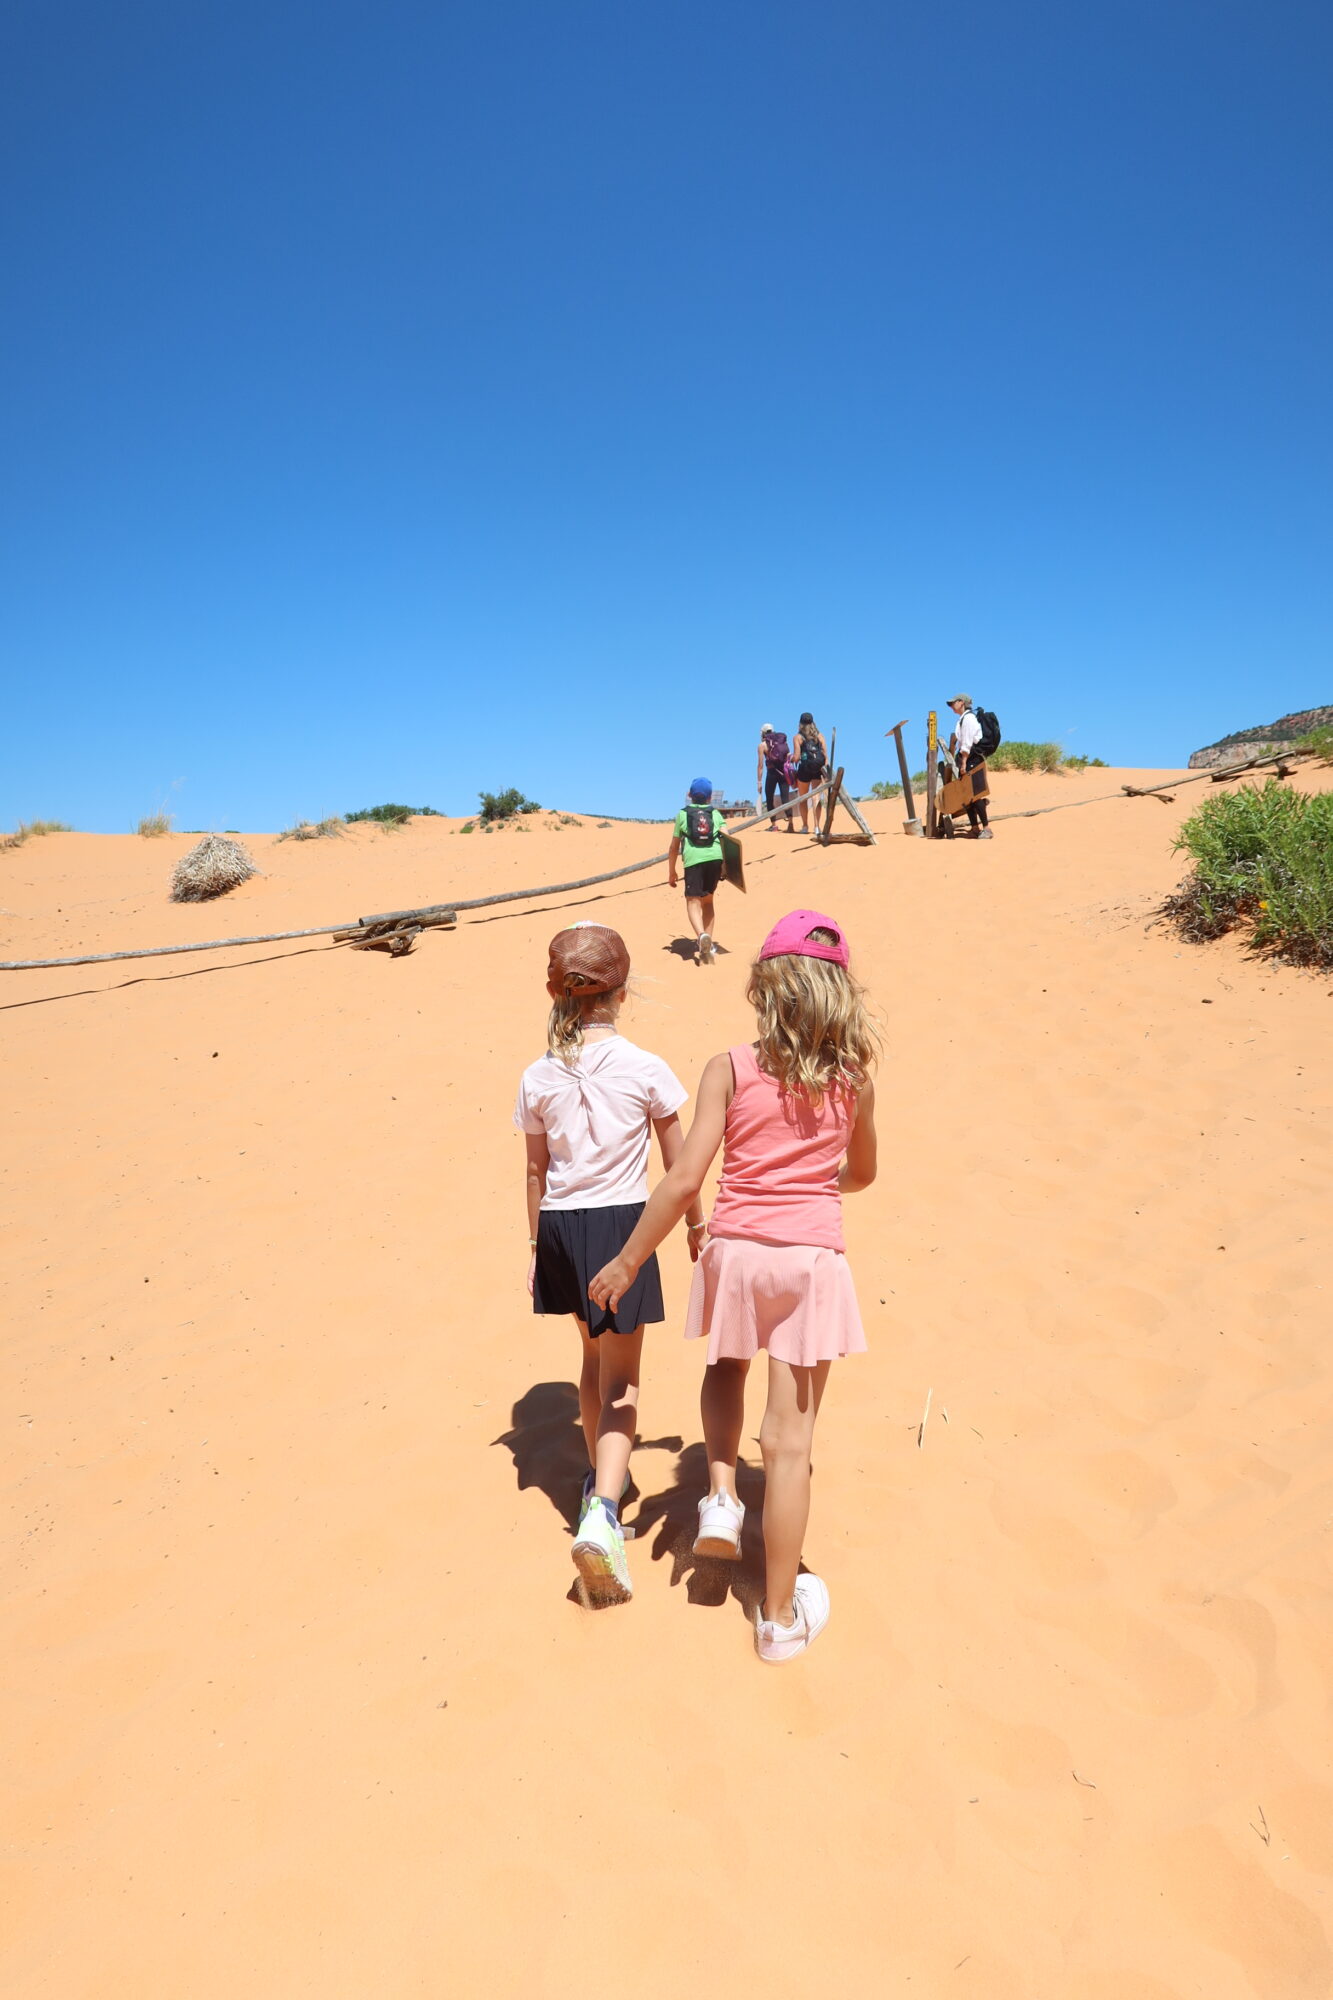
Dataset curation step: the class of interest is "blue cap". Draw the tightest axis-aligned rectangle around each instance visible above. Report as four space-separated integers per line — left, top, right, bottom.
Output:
688 776 713 800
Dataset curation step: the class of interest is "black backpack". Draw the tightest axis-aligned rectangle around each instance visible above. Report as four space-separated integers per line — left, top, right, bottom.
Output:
684 804 716 846
975 707 1001 757
797 735 826 778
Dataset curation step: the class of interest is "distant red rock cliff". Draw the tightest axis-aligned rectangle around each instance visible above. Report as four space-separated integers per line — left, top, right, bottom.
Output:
1188 704 1333 768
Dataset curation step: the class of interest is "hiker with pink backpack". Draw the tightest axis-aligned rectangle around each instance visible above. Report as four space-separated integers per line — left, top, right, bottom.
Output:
756 722 796 833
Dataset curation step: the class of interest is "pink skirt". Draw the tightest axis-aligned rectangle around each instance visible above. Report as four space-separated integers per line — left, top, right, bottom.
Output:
684 1235 867 1365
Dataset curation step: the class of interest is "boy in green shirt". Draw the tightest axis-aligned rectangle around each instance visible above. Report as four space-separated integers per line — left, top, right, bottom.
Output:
668 777 724 965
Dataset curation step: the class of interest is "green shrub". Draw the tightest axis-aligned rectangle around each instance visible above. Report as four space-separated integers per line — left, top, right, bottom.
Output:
987 741 1064 773
1161 780 1333 969
1295 725 1333 765
865 780 902 800
478 788 541 823
344 803 440 828
1063 755 1108 771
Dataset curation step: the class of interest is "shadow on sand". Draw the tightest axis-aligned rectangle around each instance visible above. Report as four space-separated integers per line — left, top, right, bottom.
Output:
491 1381 682 1535
494 1382 765 1620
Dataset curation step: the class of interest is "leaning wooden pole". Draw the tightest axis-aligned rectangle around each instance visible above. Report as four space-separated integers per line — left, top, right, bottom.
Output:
885 720 923 835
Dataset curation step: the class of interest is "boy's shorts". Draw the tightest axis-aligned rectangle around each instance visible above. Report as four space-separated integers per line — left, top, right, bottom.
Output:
683 860 722 897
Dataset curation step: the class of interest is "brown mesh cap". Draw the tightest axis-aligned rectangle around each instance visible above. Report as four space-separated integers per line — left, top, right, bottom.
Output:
546 922 631 999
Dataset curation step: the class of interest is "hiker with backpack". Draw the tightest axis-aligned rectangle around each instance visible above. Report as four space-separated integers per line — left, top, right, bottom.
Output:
668 777 726 964
947 694 999 839
793 712 829 836
757 723 796 833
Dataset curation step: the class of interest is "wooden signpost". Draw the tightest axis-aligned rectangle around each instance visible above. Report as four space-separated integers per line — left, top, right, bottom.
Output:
925 711 939 840
884 720 923 835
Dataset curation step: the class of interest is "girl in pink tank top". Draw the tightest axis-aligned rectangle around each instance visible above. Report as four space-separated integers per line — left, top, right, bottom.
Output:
590 909 879 1663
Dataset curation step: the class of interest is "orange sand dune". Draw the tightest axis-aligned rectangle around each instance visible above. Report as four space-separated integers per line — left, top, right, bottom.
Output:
3 768 1331 1997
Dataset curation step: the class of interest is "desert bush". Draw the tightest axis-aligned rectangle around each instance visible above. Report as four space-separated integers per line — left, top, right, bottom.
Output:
987 741 1063 773
277 817 344 841
137 812 173 837
478 788 541 823
170 834 259 902
1063 755 1108 770
1295 725 1333 765
1160 781 1333 969
865 780 903 800
344 803 440 827
1 819 71 850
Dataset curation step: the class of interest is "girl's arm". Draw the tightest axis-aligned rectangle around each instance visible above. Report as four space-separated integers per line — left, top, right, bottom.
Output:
591 1053 733 1309
524 1133 550 1295
838 1078 878 1194
653 1114 707 1261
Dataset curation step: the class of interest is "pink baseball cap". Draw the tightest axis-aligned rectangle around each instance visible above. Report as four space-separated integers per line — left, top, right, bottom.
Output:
757 909 851 967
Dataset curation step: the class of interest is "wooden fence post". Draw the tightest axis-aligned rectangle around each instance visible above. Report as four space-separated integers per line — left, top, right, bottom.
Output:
925 710 939 839
885 720 923 835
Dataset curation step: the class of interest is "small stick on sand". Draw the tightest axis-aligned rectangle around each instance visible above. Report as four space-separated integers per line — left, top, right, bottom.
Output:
1072 1771 1097 1788
1250 1806 1270 1846
941 1405 949 1424
917 1387 932 1449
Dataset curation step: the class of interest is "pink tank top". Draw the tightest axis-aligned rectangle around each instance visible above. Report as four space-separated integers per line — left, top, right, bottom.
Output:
708 1043 856 1251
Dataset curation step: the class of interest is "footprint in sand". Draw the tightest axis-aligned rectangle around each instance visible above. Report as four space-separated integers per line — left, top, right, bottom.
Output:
1151 1824 1333 1997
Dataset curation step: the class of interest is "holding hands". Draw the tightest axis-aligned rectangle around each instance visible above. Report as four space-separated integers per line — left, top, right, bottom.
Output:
591 1218 706 1312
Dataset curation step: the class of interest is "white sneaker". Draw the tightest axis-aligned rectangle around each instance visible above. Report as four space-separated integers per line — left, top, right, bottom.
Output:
755 1574 830 1662
571 1498 632 1605
697 933 713 964
693 1490 744 1560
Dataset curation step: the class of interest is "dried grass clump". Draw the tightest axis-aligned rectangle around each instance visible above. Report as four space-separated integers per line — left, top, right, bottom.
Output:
276 817 344 842
2 819 72 850
170 834 259 902
137 812 173 837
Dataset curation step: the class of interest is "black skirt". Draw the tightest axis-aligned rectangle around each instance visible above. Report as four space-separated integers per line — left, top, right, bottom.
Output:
533 1202 665 1337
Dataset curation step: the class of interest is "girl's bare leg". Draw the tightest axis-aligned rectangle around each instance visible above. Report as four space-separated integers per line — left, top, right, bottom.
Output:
595 1325 644 1501
700 1358 750 1500
576 1320 600 1467
758 1357 831 1625
797 780 810 833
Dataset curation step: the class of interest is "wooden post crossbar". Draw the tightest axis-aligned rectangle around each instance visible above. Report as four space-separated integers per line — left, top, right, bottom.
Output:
818 766 876 846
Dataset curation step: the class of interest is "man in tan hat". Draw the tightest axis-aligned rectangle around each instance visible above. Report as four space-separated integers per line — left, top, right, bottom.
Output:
947 694 992 838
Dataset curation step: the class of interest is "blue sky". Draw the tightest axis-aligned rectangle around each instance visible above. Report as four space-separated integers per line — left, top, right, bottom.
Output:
2 0 1329 829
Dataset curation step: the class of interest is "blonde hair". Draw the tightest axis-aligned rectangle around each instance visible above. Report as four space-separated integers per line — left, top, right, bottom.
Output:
745 940 879 1103
547 988 625 1068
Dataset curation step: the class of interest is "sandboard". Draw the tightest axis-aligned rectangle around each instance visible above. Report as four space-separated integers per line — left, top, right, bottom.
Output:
720 832 746 892
939 766 991 820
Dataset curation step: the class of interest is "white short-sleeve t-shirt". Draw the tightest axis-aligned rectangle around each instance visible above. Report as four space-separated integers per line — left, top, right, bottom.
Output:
514 1036 688 1210
953 708 982 759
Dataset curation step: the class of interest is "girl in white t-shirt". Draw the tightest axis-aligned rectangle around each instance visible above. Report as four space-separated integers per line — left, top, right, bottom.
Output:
514 922 704 1605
